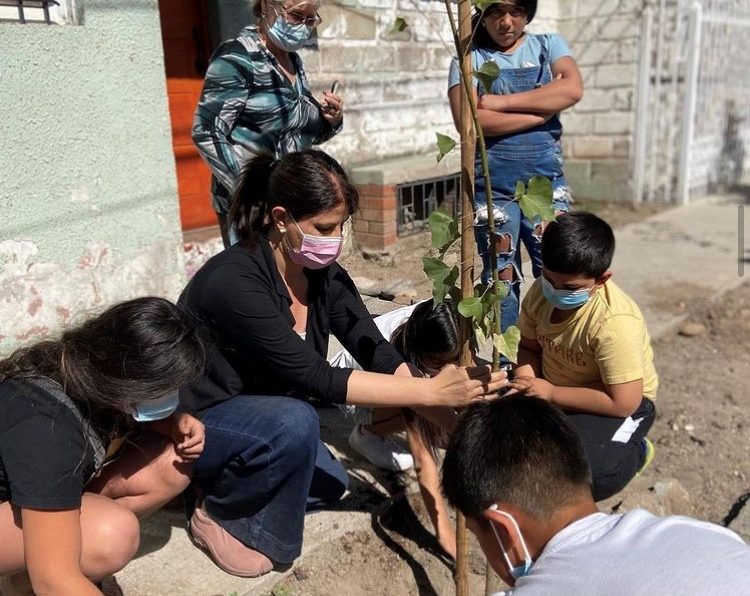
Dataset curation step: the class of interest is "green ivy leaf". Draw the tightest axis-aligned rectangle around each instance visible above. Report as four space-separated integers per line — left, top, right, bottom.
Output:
474 61 500 94
493 279 509 300
428 209 459 253
514 180 525 200
518 175 556 222
391 16 408 33
422 257 459 304
492 326 521 363
436 132 457 163
458 297 483 322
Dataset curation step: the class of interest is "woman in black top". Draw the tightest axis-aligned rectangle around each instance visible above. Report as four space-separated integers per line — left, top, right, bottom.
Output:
0 298 205 596
179 149 508 577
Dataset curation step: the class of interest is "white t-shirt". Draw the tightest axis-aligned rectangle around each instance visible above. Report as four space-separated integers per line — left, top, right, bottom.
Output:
328 302 422 370
493 509 750 596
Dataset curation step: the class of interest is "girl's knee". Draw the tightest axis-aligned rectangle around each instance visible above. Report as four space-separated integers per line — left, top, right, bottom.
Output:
84 503 140 576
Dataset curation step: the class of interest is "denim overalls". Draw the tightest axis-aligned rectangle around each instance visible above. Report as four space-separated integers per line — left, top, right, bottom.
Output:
473 35 571 331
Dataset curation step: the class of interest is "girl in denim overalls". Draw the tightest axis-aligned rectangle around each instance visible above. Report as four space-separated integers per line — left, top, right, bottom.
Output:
448 0 583 331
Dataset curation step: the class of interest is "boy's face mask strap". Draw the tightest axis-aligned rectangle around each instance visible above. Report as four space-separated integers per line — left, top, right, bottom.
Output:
488 504 534 580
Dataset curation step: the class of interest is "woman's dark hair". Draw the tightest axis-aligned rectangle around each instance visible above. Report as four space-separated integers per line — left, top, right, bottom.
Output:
391 300 460 456
0 297 207 415
230 150 360 244
472 0 537 50
541 212 615 278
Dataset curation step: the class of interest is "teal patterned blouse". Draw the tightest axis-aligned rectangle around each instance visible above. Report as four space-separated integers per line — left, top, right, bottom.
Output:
192 25 340 213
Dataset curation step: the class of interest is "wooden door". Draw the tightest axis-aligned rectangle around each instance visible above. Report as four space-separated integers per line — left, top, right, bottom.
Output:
158 0 216 230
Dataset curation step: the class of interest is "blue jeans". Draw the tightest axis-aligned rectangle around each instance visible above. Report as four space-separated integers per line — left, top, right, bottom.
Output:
191 396 349 564
474 142 571 332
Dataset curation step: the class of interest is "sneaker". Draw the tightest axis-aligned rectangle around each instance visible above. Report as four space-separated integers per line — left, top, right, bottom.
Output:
348 424 414 472
637 437 656 476
189 503 273 578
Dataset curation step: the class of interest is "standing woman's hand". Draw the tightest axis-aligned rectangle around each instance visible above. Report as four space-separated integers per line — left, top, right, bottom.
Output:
427 364 509 407
321 90 343 127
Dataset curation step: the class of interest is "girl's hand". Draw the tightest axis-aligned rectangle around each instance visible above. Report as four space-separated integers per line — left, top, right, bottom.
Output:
321 91 343 126
507 376 555 401
428 364 508 407
169 413 205 461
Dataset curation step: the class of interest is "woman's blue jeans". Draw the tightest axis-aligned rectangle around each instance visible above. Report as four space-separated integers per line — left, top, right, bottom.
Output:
191 395 349 564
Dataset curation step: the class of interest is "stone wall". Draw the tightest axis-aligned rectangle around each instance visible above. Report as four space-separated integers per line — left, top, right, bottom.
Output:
557 0 640 203
0 0 184 355
300 0 458 168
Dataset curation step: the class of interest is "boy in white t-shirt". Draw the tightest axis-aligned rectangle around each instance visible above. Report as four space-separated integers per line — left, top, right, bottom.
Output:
441 397 750 595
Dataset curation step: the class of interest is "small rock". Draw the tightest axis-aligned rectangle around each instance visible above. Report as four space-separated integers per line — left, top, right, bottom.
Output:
684 424 695 432
599 477 695 517
351 276 387 298
293 566 310 581
678 321 707 337
361 248 395 266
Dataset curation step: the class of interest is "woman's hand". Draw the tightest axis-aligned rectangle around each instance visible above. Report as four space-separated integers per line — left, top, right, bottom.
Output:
169 413 205 462
427 364 509 407
321 91 343 127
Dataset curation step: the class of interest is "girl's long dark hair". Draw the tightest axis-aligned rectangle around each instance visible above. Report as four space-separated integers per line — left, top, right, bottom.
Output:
229 149 359 245
391 300 460 457
0 297 207 416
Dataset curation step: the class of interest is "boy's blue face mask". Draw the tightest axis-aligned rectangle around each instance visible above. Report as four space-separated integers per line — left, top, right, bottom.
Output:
131 390 180 422
541 276 594 311
488 505 534 580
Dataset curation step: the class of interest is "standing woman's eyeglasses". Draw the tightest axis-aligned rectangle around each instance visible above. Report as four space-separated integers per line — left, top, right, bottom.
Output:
273 3 323 28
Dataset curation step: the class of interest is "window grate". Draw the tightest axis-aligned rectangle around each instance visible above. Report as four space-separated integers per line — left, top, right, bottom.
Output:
0 0 59 24
397 173 461 237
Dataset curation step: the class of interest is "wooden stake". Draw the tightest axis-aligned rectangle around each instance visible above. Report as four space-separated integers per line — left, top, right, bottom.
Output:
455 0 475 595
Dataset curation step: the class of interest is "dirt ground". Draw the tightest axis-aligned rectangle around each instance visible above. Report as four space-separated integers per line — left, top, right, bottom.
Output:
270 201 749 596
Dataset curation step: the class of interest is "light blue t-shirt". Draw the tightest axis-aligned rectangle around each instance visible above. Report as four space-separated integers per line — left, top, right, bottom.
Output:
448 33 572 90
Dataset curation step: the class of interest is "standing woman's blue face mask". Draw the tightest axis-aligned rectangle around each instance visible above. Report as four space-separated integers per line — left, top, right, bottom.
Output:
131 389 180 422
265 2 319 52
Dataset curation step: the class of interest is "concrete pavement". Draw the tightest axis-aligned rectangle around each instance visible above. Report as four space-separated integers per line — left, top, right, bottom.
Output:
112 192 749 596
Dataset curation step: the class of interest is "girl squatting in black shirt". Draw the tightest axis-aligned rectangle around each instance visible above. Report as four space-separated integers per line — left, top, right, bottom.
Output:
0 297 206 596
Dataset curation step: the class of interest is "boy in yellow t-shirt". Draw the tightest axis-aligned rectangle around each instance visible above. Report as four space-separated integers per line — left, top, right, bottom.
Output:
510 212 658 501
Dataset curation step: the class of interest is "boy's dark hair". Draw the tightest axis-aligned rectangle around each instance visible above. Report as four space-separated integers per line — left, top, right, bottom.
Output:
472 0 538 50
541 212 615 278
230 149 359 244
442 396 592 519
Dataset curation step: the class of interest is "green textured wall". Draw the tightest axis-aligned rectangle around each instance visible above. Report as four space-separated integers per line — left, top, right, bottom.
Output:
0 0 186 354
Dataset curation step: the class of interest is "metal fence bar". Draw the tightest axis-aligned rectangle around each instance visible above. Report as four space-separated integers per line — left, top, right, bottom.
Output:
677 0 703 205
633 4 652 204
397 173 460 237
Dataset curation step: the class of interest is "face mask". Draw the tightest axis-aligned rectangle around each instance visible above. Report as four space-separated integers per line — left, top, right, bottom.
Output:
285 216 343 269
132 389 180 422
541 276 593 311
488 505 534 580
266 9 313 52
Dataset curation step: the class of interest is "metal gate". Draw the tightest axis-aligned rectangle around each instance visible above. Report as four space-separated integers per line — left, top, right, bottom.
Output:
633 0 750 204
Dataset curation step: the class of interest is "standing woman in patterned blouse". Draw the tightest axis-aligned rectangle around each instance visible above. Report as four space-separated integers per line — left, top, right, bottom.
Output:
193 0 343 246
